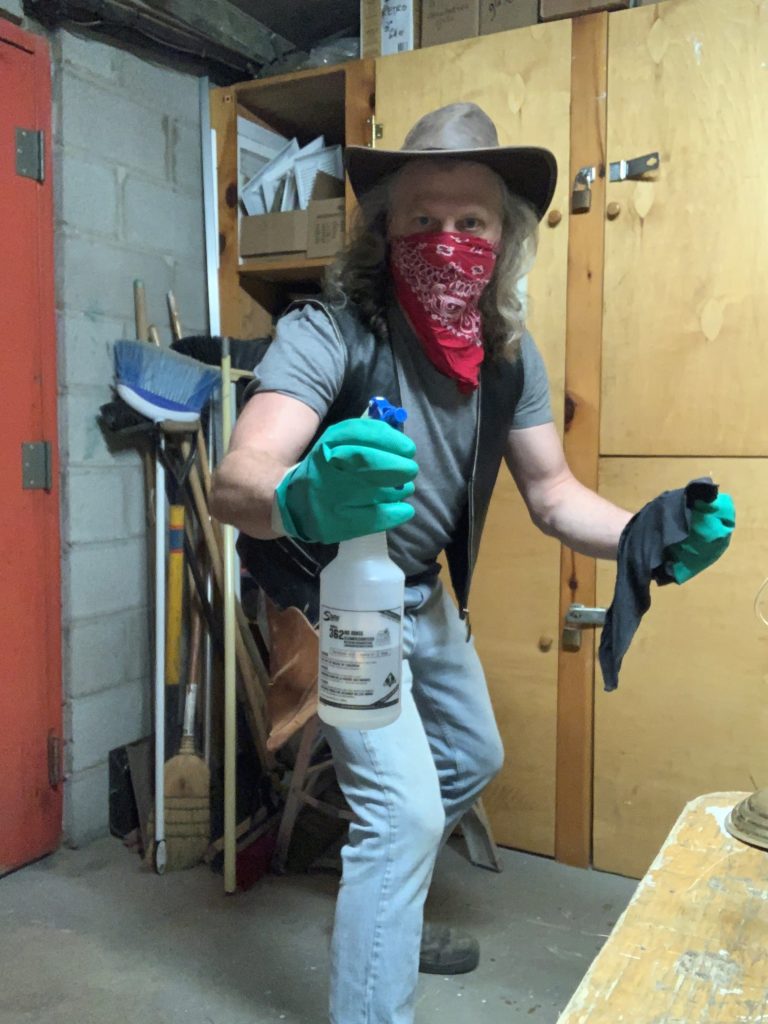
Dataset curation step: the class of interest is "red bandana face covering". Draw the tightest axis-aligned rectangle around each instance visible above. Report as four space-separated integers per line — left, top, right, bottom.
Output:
389 231 499 393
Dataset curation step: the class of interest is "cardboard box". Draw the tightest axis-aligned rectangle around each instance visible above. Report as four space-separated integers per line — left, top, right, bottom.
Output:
240 210 308 258
361 0 422 57
307 199 346 258
421 0 479 48
480 0 538 34
539 0 629 19
240 173 345 260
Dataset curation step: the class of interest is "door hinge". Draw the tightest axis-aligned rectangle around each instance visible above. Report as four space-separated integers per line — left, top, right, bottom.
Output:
48 731 64 789
15 128 45 183
21 441 52 490
366 116 383 149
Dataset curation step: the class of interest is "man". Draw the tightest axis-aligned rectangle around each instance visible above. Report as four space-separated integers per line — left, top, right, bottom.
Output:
211 103 731 1024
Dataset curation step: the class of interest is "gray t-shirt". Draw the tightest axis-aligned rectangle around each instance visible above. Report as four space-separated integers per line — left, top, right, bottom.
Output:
252 302 553 577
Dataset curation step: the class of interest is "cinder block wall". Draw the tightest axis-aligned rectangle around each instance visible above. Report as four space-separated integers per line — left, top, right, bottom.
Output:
52 29 208 844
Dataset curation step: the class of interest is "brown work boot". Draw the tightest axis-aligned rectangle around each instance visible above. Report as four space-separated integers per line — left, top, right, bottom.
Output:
418 923 480 975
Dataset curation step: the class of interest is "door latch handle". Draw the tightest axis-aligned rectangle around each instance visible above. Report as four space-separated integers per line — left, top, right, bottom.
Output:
564 603 607 628
562 603 607 652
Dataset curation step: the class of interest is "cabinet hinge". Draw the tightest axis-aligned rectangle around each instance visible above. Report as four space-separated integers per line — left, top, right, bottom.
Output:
16 128 45 183
366 116 384 149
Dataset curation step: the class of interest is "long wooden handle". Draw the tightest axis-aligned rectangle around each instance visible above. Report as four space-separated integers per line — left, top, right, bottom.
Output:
167 290 183 343
180 600 204 746
165 504 185 686
182 441 267 685
134 279 149 342
180 441 271 760
187 591 203 690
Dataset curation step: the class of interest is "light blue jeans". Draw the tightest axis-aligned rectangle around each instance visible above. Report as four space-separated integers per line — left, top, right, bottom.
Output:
321 579 504 1024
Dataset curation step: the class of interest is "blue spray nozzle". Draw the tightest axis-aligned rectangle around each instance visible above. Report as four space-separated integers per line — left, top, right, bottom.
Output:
368 396 408 430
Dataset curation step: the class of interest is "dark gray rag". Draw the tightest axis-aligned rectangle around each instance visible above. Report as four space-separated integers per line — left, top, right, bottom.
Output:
598 478 718 692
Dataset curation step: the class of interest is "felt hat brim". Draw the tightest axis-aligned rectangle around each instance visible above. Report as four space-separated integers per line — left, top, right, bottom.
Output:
345 144 558 222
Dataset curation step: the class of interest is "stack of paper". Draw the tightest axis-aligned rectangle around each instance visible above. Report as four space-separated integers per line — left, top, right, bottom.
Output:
239 128 344 218
237 117 288 191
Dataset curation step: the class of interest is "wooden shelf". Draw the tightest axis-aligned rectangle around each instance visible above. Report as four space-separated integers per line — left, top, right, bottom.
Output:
212 58 374 336
238 255 333 283
235 67 347 145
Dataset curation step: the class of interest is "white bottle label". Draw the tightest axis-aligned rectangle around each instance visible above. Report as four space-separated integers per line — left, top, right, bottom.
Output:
319 605 402 710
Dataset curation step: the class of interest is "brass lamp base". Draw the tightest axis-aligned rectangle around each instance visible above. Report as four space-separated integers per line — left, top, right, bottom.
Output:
726 789 768 851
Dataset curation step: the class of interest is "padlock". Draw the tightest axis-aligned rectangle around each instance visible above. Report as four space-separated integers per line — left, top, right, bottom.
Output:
572 185 592 213
571 165 595 215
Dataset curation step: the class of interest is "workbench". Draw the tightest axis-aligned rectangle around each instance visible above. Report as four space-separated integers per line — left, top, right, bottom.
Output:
558 792 768 1022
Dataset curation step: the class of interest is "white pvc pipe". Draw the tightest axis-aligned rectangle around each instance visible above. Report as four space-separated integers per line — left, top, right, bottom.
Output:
154 436 167 874
222 341 237 893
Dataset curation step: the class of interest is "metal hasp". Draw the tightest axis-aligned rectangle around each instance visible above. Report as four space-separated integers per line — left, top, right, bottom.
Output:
21 441 52 490
609 151 660 182
15 128 45 182
562 603 607 652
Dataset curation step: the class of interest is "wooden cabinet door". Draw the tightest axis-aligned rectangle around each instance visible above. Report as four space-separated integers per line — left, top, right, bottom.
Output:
593 0 768 877
375 22 571 854
594 459 768 878
601 0 768 457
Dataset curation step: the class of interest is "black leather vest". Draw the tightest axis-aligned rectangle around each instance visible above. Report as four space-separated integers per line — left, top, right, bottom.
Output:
237 300 525 629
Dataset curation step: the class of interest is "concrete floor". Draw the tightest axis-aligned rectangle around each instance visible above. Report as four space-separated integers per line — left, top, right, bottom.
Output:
0 837 635 1024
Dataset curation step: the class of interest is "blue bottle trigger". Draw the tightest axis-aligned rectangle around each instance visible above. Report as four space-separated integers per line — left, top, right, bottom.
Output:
367 396 408 431
367 397 409 494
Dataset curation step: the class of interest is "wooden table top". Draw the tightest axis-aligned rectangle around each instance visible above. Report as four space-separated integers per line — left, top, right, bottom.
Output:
558 792 768 1023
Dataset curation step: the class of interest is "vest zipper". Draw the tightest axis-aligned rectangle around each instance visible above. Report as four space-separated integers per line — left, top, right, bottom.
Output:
463 380 482 640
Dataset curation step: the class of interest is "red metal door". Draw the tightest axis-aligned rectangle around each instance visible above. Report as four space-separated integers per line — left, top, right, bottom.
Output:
0 21 62 874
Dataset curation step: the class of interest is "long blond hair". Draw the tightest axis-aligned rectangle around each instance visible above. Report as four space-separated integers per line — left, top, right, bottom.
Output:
324 163 538 362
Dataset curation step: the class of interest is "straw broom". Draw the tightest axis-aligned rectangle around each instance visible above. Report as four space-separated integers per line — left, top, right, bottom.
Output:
163 603 210 870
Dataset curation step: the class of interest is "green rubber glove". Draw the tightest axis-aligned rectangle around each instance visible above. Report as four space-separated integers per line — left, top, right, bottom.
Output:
663 493 735 584
275 418 418 544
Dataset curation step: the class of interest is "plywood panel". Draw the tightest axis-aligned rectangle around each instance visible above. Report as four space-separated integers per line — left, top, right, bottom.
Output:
556 11 608 868
211 87 273 339
601 0 768 456
375 22 571 386
559 793 768 1024
473 490 562 854
376 23 571 853
593 458 768 877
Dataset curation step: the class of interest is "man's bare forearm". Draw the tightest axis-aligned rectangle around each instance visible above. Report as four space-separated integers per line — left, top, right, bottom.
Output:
209 448 288 539
532 475 633 560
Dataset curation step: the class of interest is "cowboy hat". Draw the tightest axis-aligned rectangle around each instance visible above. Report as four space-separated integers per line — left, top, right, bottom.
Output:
345 102 557 222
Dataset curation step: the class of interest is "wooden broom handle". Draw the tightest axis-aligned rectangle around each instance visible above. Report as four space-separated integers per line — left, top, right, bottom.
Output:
187 596 203 689
178 439 272 765
134 279 149 342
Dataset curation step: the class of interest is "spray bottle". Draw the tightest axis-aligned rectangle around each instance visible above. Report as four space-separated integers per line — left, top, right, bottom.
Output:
317 398 408 731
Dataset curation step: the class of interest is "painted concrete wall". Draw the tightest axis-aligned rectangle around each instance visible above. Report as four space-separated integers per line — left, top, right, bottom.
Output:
51 29 207 843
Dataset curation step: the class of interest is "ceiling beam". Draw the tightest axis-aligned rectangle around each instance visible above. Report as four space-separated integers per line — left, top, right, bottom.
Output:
139 0 295 65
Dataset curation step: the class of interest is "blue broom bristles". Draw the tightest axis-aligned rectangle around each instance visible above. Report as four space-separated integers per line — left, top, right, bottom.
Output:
114 340 220 422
